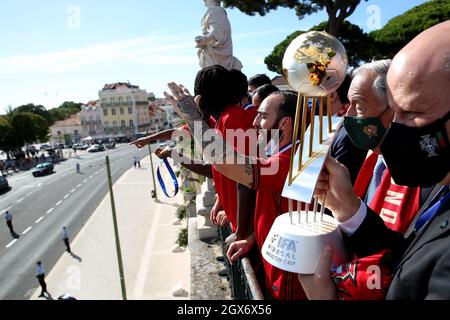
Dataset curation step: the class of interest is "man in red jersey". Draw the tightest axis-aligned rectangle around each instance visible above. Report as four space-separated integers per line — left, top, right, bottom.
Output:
165 85 306 300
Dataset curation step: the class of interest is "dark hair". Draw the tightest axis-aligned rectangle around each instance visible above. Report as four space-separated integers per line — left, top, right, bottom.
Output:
336 74 352 104
194 65 234 118
248 74 271 89
274 91 298 123
229 69 248 103
254 84 280 101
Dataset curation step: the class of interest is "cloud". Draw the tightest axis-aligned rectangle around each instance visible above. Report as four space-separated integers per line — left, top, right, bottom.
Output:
0 33 196 74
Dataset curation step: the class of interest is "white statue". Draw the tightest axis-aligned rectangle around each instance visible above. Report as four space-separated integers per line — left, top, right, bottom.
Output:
195 0 243 70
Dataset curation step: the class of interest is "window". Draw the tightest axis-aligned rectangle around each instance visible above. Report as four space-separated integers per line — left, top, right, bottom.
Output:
128 107 133 114
101 98 107 105
121 120 126 128
127 96 132 105
119 97 123 105
129 120 134 127
110 97 115 105
104 121 109 128
113 121 117 128
111 108 116 116
120 108 124 115
103 109 108 116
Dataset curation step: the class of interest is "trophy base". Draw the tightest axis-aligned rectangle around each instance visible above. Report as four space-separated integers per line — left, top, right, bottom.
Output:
261 211 346 274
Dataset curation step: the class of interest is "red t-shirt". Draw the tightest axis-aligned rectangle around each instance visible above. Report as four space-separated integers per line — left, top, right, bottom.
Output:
252 145 307 300
212 105 257 231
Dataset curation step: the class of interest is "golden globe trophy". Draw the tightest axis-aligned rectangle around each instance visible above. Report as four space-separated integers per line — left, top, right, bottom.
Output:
262 31 348 274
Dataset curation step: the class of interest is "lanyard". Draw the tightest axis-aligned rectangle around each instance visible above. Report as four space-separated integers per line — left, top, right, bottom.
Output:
266 140 300 157
414 185 450 233
156 158 179 198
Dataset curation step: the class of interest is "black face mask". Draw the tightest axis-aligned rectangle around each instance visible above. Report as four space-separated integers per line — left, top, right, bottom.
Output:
380 111 450 187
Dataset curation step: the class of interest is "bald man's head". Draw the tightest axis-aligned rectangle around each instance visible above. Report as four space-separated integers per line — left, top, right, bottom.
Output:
381 21 450 186
387 21 450 127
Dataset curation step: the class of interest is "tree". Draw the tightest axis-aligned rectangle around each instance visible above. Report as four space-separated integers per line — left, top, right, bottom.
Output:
0 116 13 152
10 103 52 125
370 0 450 58
222 0 367 36
265 21 372 75
10 113 49 148
48 101 82 123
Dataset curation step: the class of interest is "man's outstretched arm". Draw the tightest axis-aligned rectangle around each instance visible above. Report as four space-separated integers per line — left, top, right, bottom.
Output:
164 82 254 188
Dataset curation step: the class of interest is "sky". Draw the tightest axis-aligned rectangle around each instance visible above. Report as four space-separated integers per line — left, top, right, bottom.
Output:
0 0 429 114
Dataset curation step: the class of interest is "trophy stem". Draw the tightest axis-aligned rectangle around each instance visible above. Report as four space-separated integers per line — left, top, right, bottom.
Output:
304 202 309 223
289 94 303 186
319 97 324 144
297 201 302 224
327 95 332 134
309 98 316 157
313 196 319 222
320 195 327 222
289 198 293 224
297 96 308 173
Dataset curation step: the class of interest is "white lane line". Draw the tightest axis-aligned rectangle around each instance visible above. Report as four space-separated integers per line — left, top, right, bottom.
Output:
64 194 70 199
77 184 82 188
89 175 93 179
70 189 76 193
17 198 24 203
55 200 62 207
46 208 54 214
35 216 44 224
22 227 32 235
6 239 18 248
37 183 42 187
2 206 12 213
83 179 88 183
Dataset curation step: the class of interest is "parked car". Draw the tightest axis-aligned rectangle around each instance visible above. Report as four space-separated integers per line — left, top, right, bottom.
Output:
40 144 51 150
72 144 89 150
87 144 105 153
32 162 54 177
0 176 9 192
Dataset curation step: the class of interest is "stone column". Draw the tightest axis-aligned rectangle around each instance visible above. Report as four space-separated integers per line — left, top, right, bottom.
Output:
196 177 218 239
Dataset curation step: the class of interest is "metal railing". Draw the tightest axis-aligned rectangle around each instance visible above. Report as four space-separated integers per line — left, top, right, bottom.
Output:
218 226 265 300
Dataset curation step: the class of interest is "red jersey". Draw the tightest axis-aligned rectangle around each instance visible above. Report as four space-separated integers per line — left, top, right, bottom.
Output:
333 152 421 300
252 143 306 300
354 152 420 234
212 104 257 231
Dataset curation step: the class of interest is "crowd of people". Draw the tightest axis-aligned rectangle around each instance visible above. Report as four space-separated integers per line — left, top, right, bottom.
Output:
131 21 450 300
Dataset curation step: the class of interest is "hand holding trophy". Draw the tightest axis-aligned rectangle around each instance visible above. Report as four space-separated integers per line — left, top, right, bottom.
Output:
261 31 349 274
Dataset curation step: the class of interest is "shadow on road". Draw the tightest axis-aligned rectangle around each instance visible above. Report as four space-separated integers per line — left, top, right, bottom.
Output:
69 252 82 262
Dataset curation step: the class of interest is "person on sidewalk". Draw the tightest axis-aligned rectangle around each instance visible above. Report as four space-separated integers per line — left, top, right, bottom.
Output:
4 211 14 234
76 162 81 174
36 261 49 297
62 226 71 253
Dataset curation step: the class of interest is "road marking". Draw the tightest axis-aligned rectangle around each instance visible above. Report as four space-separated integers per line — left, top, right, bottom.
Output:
46 208 54 214
89 175 93 179
6 239 18 248
55 200 62 207
37 183 42 187
77 184 82 188
83 179 88 183
17 198 24 203
2 206 12 213
71 189 76 193
64 194 69 199
35 216 44 224
22 227 32 235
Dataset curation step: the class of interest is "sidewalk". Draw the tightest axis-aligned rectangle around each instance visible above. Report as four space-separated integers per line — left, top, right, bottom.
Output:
30 155 190 300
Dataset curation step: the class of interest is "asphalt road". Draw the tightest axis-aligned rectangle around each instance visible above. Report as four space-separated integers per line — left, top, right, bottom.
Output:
0 144 151 300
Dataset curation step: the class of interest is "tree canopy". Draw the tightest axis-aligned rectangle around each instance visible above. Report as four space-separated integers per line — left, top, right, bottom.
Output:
222 0 367 35
265 21 372 75
369 0 450 58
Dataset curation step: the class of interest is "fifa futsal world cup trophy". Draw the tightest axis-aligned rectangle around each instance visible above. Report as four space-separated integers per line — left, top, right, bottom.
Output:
262 31 349 274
